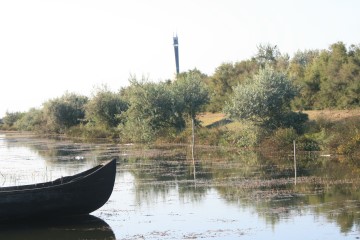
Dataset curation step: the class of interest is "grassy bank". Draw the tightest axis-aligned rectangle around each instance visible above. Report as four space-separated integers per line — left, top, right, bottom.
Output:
196 110 360 157
2 109 360 159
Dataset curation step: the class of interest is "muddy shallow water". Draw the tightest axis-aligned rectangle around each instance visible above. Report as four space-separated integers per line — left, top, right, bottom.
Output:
1 132 360 239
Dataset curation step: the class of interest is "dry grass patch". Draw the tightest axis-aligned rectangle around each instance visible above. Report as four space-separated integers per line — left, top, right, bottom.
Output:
198 113 226 127
304 109 360 122
198 110 360 128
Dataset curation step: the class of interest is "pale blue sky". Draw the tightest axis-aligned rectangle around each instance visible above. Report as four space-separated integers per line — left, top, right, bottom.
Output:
0 0 359 117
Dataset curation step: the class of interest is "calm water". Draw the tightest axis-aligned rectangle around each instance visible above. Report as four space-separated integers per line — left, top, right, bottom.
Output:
1 132 360 239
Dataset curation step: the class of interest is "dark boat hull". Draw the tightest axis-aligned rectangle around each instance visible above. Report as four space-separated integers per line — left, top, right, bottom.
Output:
0 159 116 221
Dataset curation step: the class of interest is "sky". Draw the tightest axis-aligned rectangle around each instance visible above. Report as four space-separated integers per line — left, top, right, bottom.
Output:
0 0 360 118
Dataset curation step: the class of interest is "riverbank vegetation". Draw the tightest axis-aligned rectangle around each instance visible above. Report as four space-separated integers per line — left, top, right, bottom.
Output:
1 41 360 159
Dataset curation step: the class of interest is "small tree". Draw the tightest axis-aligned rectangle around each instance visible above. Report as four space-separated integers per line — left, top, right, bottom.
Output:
225 65 306 131
120 74 209 143
14 108 44 131
173 72 209 123
42 92 88 133
173 72 209 160
85 86 128 128
255 43 281 68
119 77 185 142
2 111 25 128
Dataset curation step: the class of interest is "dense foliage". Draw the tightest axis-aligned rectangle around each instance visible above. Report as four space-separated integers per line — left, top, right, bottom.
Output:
119 73 209 142
85 86 128 128
204 42 360 112
291 42 360 109
42 92 88 133
224 65 307 131
0 41 359 153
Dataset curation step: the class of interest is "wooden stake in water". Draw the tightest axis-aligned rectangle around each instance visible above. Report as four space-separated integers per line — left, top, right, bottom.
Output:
191 117 196 180
293 140 297 185
191 118 195 165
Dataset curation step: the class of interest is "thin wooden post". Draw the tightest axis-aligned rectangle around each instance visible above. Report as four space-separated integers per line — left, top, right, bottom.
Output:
191 117 196 181
191 118 195 165
293 140 297 185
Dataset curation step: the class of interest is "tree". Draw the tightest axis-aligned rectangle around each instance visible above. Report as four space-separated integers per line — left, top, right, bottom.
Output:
85 86 128 128
255 43 281 68
14 108 44 131
207 62 244 112
225 65 306 130
2 111 24 128
304 42 360 109
173 72 209 161
288 50 319 110
120 73 209 143
206 60 258 112
254 43 290 72
42 92 88 133
173 72 209 121
119 77 185 142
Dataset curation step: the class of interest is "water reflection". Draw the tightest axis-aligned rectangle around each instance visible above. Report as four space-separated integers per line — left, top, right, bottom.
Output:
2 132 360 238
119 144 360 236
0 133 112 186
0 215 115 240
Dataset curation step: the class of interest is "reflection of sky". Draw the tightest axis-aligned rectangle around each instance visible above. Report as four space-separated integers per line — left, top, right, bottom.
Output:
259 214 350 240
96 170 358 240
1 134 359 239
0 134 94 186
0 134 47 186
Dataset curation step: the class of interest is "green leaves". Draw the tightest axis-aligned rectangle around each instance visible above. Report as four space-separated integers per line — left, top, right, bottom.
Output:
225 65 301 129
206 61 258 112
120 72 209 142
42 92 88 133
292 42 360 109
85 86 128 128
173 72 209 119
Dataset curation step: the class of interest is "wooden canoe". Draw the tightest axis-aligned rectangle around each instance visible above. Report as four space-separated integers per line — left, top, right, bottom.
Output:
0 159 116 221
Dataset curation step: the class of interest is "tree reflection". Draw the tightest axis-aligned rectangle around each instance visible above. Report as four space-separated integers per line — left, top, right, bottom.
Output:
126 148 212 205
3 133 360 235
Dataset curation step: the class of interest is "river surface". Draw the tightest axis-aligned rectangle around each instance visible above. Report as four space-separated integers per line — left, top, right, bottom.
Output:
1 132 360 239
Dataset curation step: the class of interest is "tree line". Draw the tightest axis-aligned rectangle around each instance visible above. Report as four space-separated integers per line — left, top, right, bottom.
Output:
1 72 209 143
206 41 360 112
1 41 360 145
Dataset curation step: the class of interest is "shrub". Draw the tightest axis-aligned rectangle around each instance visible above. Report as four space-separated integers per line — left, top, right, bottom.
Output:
66 124 119 140
222 122 263 148
272 128 298 148
225 65 300 130
278 111 308 134
196 127 225 146
296 136 321 151
337 133 360 155
2 111 24 128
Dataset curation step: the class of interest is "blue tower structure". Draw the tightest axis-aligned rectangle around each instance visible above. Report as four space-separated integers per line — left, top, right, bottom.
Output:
173 35 179 75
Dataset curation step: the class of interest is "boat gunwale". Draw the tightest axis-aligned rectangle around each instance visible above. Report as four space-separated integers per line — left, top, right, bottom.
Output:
0 159 115 194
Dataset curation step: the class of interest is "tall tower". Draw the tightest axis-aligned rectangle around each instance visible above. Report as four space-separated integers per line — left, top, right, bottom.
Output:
173 34 179 75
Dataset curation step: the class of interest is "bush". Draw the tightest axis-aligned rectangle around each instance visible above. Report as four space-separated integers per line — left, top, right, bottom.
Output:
296 136 321 151
222 122 263 148
14 108 44 132
278 111 308 134
272 128 298 148
337 133 360 155
118 118 156 143
2 111 24 128
66 124 119 140
225 65 300 130
196 127 225 146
